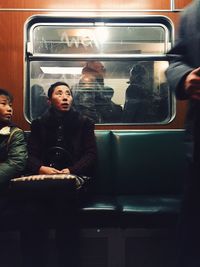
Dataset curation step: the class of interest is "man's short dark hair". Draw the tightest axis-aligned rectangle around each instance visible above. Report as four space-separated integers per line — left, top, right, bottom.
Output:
0 88 13 102
48 82 70 99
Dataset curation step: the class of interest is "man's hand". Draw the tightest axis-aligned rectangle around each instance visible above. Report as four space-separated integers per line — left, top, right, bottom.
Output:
184 67 200 100
60 168 71 175
39 166 62 175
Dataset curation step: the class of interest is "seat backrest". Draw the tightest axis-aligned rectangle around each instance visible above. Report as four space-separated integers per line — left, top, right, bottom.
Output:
112 130 186 195
91 130 114 195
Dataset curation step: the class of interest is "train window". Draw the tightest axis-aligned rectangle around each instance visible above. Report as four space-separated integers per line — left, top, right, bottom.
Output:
24 16 174 125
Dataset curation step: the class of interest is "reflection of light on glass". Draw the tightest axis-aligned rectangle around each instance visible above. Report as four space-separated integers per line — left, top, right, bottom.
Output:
40 67 82 75
77 29 95 42
94 27 108 43
159 61 169 85
76 29 93 37
155 61 169 92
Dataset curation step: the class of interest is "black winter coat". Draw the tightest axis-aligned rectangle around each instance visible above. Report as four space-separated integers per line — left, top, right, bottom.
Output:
27 108 97 177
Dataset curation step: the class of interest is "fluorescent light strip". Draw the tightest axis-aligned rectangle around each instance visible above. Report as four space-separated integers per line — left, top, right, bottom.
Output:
40 67 82 75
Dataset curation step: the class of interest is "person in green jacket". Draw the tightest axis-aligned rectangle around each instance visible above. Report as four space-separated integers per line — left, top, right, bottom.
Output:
0 88 27 190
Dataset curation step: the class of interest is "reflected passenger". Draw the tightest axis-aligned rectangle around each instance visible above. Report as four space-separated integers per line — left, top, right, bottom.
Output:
31 84 48 120
73 73 101 122
123 64 153 123
102 87 122 123
73 61 122 123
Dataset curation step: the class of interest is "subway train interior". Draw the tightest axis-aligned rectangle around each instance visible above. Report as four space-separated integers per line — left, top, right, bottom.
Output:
0 0 193 267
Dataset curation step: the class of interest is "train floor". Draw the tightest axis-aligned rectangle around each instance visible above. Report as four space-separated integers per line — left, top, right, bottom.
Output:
0 228 177 267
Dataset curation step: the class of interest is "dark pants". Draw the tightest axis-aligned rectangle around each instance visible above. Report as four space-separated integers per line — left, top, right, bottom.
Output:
176 163 200 267
20 193 80 267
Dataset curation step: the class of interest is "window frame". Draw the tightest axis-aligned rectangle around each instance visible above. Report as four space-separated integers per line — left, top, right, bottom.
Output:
24 15 175 125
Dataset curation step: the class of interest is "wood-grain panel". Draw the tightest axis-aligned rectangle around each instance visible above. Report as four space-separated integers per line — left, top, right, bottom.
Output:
174 0 192 9
0 0 171 10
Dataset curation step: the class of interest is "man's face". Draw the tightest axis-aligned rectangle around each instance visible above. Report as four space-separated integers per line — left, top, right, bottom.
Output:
0 95 13 123
49 85 73 112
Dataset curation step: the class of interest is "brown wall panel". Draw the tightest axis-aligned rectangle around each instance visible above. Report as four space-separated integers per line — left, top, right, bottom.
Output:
0 1 188 130
0 13 25 128
0 0 171 10
174 0 192 9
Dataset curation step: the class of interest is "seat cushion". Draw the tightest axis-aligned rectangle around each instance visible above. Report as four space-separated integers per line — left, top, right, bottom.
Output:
79 195 119 227
117 195 182 228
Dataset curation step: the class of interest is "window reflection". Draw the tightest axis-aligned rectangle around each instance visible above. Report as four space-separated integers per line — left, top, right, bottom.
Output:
28 60 171 124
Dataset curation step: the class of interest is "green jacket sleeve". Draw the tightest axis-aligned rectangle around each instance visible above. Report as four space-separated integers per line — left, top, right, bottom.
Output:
0 129 28 184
